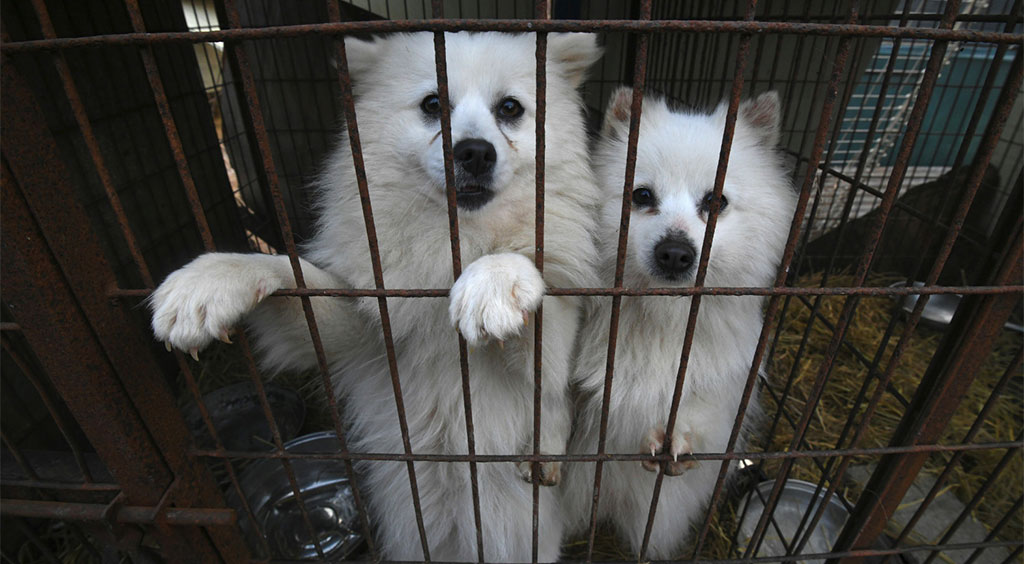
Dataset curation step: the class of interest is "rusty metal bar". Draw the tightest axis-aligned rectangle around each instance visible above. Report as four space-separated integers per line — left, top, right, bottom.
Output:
531 2 548 561
24 3 263 557
1 20 1020 52
0 479 121 493
187 439 1024 464
788 47 1024 559
640 0 759 557
264 539 1024 564
828 52 1024 564
321 1 396 558
2 61 247 562
745 1 965 555
0 498 236 526
923 444 1022 564
585 0 652 559
0 335 93 483
122 0 215 249
0 431 39 482
27 0 153 284
963 496 1024 564
429 1 482 558
691 1 860 555
892 346 1023 549
108 284 1023 299
771 7 916 551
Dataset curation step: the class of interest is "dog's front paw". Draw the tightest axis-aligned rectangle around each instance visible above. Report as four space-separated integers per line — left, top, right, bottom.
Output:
642 425 698 476
517 460 562 487
149 253 286 356
448 253 544 346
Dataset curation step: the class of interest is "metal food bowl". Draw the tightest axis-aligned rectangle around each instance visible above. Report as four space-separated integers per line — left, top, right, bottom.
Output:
737 479 850 563
233 431 362 560
890 281 1023 332
183 382 305 451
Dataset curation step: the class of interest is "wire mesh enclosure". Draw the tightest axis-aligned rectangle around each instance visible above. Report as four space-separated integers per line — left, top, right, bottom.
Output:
1 0 1021 563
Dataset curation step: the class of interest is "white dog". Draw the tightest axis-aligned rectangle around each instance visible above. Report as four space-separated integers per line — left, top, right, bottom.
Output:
150 32 602 561
561 88 796 558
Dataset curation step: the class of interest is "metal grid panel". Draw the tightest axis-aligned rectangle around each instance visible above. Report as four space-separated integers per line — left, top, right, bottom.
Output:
1 0 1021 562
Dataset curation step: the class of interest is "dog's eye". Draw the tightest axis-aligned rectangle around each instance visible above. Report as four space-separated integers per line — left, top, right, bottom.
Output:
421 94 442 116
632 186 655 207
497 97 524 119
700 191 729 214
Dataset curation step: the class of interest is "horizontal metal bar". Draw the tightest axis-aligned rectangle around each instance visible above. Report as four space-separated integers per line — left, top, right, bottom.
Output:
1 20 1019 53
0 479 120 492
0 498 236 526
264 539 1024 564
191 439 1021 463
110 284 1023 299
0 323 21 331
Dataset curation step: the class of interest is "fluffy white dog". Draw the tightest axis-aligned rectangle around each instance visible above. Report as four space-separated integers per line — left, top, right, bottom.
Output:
561 88 796 558
150 32 602 561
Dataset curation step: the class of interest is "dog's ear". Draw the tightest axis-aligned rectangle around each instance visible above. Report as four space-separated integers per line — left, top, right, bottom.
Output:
339 36 383 83
601 86 634 139
548 33 603 88
738 91 782 147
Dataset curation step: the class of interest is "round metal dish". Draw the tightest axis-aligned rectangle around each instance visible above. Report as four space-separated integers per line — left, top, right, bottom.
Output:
233 431 362 560
183 382 305 452
890 281 1023 332
737 479 850 563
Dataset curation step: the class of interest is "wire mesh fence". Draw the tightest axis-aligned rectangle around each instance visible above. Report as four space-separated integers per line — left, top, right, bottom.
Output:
1 0 1021 563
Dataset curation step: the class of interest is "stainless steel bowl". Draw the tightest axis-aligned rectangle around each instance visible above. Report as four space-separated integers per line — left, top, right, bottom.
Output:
183 382 305 451
233 431 362 560
737 479 850 563
891 281 1023 332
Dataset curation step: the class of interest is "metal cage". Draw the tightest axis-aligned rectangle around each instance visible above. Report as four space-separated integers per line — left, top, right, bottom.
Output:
1 0 1021 563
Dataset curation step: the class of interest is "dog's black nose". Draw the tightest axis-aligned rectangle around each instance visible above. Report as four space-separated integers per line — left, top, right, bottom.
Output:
654 238 697 275
453 139 497 177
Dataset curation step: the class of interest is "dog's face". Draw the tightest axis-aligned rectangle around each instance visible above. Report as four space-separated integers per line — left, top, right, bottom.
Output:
595 90 796 288
345 32 601 212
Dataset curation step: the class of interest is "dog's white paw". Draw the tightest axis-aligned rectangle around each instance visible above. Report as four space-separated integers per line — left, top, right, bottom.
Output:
642 424 698 476
517 459 562 487
149 254 287 356
448 253 544 346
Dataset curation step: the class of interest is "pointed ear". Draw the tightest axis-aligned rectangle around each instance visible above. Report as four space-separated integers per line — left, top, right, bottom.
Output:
339 36 384 83
738 91 782 147
547 33 603 89
601 85 633 139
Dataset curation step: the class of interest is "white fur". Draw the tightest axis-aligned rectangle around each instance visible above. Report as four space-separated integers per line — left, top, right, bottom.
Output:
150 32 601 562
560 89 797 557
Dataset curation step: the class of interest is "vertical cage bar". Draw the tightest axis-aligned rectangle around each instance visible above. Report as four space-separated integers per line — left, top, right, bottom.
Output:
121 0 215 249
0 336 93 483
787 47 1024 559
531 3 549 562
430 0 480 559
745 0 961 550
2 60 249 562
638 1 758 558
27 0 153 286
691 4 860 556
24 2 262 557
584 1 652 560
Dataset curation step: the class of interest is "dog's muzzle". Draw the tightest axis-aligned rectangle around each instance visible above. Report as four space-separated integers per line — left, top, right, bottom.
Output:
453 138 497 210
651 235 697 281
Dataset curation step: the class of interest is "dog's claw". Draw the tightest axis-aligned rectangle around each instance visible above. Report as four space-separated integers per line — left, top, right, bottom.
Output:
498 340 504 350
522 310 530 326
189 348 199 361
218 330 233 344
164 341 172 352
